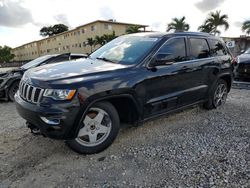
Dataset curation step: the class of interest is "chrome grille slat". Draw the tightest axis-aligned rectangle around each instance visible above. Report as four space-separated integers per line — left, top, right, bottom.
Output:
26 85 30 100
19 81 43 105
37 89 44 103
31 87 36 103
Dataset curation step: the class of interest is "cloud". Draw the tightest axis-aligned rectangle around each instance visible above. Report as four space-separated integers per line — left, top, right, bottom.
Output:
0 0 33 27
195 0 225 12
99 6 115 20
150 22 162 31
54 14 70 27
234 21 242 28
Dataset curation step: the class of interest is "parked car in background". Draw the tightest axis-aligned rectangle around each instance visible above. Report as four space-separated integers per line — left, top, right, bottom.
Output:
234 48 250 81
0 53 87 101
15 32 233 154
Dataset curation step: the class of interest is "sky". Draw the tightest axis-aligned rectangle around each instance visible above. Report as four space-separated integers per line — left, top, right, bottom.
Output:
0 0 249 48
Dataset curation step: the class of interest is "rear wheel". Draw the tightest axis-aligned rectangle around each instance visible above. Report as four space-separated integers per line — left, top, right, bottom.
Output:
8 81 20 101
204 79 228 110
66 102 120 154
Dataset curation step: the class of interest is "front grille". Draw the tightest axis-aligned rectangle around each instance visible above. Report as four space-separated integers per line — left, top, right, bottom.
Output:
19 81 44 104
236 63 250 73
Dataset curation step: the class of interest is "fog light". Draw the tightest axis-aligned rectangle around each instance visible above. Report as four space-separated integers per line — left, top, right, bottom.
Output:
40 117 60 125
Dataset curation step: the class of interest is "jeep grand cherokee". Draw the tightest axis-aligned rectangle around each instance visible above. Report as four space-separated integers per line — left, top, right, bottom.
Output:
15 32 233 154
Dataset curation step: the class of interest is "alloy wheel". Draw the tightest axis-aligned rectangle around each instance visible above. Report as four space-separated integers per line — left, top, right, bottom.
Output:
213 83 227 107
76 107 112 147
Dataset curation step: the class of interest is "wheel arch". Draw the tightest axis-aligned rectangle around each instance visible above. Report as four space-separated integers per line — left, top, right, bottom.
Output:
72 93 143 138
219 73 232 92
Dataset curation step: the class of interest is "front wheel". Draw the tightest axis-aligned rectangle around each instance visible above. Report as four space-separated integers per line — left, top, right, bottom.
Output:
66 102 120 154
8 81 20 101
203 79 228 110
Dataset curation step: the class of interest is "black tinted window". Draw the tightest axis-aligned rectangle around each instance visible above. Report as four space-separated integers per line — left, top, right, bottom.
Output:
71 55 84 60
210 40 228 56
189 38 209 59
158 38 186 62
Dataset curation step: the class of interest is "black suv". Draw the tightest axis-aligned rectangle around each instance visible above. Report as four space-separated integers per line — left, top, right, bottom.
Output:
15 32 233 154
0 53 86 101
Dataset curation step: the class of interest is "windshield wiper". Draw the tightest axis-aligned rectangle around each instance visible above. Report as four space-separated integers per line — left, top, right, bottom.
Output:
96 57 117 63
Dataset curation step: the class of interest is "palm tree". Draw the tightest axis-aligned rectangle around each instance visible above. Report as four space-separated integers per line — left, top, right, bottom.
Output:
95 35 105 46
103 31 117 43
126 25 142 34
242 20 250 35
198 21 214 33
167 16 190 32
86 38 96 53
203 10 229 35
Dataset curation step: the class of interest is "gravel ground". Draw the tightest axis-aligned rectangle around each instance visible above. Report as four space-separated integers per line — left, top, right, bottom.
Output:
0 88 249 187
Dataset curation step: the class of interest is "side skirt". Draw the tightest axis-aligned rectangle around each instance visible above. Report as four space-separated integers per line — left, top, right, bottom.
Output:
138 100 205 125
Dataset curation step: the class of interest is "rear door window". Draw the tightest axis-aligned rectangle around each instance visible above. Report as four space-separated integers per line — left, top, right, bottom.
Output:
157 38 187 63
189 38 210 59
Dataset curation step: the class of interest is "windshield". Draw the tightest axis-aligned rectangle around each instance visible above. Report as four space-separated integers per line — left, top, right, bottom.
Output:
90 35 159 65
244 48 250 54
21 55 55 69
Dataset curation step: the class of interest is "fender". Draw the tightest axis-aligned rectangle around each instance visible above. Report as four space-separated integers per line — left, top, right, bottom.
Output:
70 92 142 139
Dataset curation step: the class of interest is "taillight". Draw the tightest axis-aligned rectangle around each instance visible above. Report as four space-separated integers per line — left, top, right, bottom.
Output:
231 57 237 66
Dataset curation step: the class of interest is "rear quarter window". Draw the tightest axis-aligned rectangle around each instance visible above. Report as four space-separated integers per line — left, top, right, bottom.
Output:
209 39 228 56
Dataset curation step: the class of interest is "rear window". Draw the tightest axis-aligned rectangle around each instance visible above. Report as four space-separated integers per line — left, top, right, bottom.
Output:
210 40 228 56
189 38 209 59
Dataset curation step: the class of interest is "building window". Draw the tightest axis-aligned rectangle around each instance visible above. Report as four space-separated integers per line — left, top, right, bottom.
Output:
91 25 96 31
79 43 81 48
77 31 80 35
81 29 85 33
104 24 112 30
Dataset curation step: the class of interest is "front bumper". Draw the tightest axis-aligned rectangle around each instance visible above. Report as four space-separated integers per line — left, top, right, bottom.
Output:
15 91 82 140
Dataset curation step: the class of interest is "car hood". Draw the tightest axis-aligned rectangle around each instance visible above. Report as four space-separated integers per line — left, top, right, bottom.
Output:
0 67 24 78
25 58 127 82
237 53 250 63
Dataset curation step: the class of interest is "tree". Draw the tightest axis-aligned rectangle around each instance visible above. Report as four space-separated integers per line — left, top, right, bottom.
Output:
198 22 214 33
40 24 68 37
87 32 117 53
202 10 229 35
86 38 96 53
126 25 142 34
0 46 15 63
103 31 117 43
167 16 190 32
95 35 105 46
242 20 250 35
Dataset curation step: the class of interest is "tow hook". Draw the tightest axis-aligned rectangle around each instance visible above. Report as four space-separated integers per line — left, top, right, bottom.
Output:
26 122 41 136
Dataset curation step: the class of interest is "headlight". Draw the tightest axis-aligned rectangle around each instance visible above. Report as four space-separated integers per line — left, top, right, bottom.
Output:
43 89 76 100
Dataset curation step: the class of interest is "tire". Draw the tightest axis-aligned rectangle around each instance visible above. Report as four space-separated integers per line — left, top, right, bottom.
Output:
8 81 20 102
66 102 120 154
203 79 228 110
